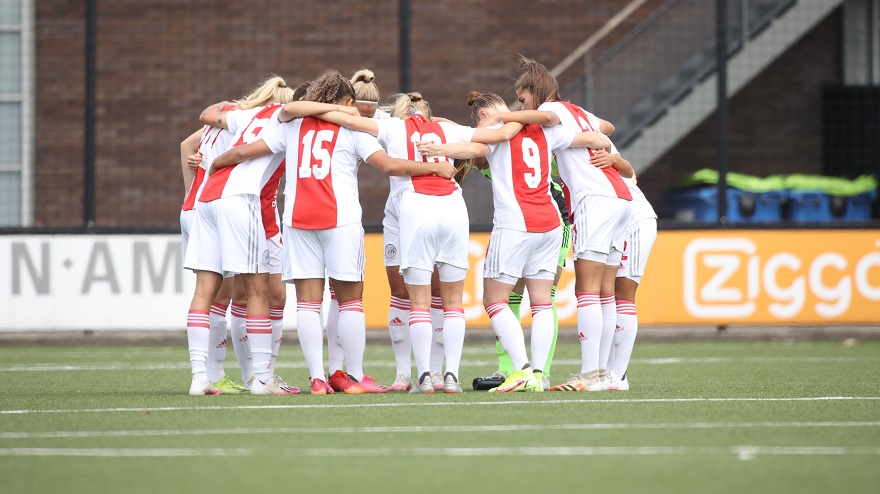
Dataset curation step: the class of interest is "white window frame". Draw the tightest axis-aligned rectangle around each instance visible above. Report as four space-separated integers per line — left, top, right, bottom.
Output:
0 0 33 226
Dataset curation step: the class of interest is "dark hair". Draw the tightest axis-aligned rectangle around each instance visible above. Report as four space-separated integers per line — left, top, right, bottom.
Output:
305 70 355 104
466 90 506 125
513 54 560 106
292 81 312 101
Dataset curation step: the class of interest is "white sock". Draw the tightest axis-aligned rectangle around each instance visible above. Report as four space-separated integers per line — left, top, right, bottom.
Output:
326 289 343 375
388 296 411 378
442 308 465 378
207 303 228 383
297 301 325 381
598 293 616 372
611 299 638 379
530 303 553 373
269 306 283 375
576 292 602 373
186 310 210 383
246 315 272 384
229 303 251 383
338 299 366 380
486 302 529 370
430 297 444 374
409 308 432 378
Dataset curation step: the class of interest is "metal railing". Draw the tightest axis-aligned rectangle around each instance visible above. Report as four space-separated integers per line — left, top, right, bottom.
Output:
560 0 796 148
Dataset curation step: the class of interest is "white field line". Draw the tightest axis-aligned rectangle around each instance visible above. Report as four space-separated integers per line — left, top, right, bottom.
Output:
1 396 878 416
1 356 876 372
2 421 879 440
0 446 878 458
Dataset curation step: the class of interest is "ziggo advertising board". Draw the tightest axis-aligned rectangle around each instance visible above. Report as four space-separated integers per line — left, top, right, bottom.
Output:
1 230 878 330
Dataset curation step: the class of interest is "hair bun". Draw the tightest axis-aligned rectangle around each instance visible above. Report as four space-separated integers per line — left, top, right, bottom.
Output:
408 92 422 102
466 91 482 106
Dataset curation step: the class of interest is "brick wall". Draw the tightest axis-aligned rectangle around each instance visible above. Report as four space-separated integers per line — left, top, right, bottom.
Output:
33 1 841 227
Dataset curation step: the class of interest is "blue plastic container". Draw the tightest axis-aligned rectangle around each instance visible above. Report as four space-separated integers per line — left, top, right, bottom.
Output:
665 187 787 223
784 190 877 223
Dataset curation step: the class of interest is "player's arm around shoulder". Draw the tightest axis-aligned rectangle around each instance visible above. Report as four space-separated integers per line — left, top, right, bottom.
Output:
209 140 272 175
366 150 455 179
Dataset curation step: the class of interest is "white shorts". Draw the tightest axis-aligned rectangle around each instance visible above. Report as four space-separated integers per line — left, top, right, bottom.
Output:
571 195 629 261
483 226 561 284
617 217 657 283
402 264 467 285
382 194 401 267
282 222 365 283
267 232 282 275
180 208 195 263
183 194 268 276
398 190 469 274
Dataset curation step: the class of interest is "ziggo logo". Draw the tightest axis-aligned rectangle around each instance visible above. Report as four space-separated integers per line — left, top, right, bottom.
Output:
683 238 880 319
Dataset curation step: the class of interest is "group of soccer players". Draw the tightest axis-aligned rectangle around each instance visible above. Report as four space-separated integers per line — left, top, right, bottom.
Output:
179 56 657 396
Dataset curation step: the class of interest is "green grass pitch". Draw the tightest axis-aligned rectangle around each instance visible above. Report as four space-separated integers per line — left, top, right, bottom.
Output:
0 339 878 493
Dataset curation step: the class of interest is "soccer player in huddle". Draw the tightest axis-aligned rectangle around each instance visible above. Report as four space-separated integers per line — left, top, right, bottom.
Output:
211 70 454 394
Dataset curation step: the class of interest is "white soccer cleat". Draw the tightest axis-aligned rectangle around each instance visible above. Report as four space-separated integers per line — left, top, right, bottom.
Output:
250 377 296 395
189 376 222 396
386 374 413 392
415 372 435 394
431 371 444 391
443 372 463 394
605 371 629 391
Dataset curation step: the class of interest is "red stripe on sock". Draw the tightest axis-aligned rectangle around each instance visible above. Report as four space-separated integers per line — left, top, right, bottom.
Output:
576 292 600 307
339 300 364 313
531 304 552 317
485 302 508 319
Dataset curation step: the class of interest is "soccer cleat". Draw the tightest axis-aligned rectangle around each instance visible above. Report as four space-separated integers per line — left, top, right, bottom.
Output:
597 369 610 391
328 369 356 392
415 372 435 394
490 369 537 393
211 375 248 394
549 371 602 392
189 376 222 396
607 374 629 391
344 375 387 394
431 371 444 391
386 374 413 392
249 377 294 395
310 378 334 395
443 372 463 394
531 370 548 392
272 374 301 394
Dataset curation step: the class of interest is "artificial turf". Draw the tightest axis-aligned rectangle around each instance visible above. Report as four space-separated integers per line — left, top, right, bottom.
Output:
0 339 878 493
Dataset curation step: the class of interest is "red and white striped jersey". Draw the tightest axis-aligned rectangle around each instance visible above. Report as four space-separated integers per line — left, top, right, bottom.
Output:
181 105 240 210
262 116 383 230
484 123 575 232
538 101 632 209
198 105 285 203
624 177 657 223
376 115 475 200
